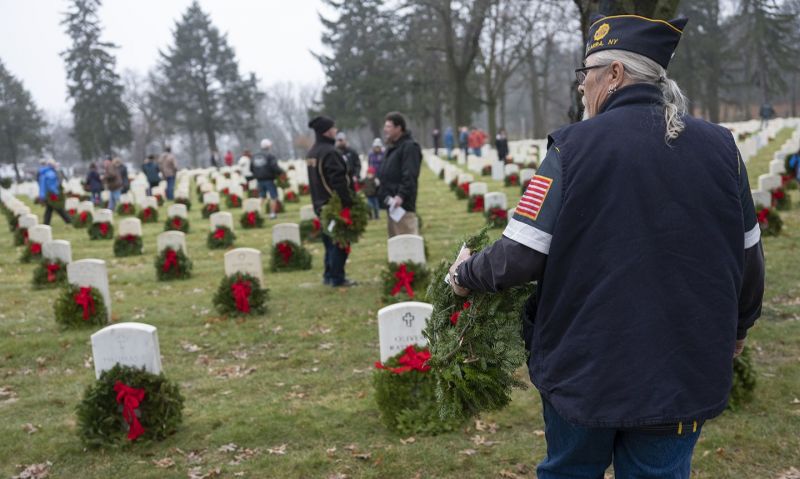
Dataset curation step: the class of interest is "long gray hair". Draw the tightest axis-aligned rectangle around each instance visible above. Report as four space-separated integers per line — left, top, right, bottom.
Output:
590 50 688 143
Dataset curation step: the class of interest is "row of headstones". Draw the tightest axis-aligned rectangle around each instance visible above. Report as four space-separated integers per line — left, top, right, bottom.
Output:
751 123 800 208
426 154 515 214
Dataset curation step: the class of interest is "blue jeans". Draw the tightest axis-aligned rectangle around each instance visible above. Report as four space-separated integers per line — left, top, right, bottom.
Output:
367 196 380 219
322 234 349 286
538 397 702 479
108 190 121 210
258 179 278 200
166 176 176 200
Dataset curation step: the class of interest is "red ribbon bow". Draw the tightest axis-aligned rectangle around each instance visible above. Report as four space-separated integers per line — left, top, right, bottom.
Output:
757 208 770 225
49 193 59 202
450 301 472 325
312 217 321 232
374 345 431 374
491 208 508 219
213 227 226 240
508 174 519 185
68 209 77 216
74 287 95 320
46 263 60 282
113 381 146 441
302 184 309 194
459 182 470 196
772 189 785 201
246 211 256 226
143 208 152 219
79 211 88 222
472 195 484 212
231 280 252 312
99 222 109 236
390 263 415 298
162 249 178 272
172 217 183 229
122 203 131 213
340 207 353 226
286 191 296 200
277 242 293 264
231 195 240 206
124 234 137 243
30 242 42 255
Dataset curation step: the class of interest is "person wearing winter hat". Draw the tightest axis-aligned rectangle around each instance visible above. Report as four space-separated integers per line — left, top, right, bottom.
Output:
336 131 361 185
361 166 380 220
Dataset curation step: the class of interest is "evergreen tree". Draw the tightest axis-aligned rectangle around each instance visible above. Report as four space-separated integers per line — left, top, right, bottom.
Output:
0 60 48 181
152 1 262 152
61 0 131 161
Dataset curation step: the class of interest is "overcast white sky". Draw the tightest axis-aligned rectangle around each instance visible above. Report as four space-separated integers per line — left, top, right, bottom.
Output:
0 0 329 115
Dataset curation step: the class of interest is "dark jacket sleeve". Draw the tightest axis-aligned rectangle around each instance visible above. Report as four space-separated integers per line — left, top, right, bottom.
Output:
322 150 353 208
456 236 546 292
397 143 422 203
738 240 765 339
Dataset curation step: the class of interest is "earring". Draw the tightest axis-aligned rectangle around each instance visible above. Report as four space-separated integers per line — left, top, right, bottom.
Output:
608 85 618 94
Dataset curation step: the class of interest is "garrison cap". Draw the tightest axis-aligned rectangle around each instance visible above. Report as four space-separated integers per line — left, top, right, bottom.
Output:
585 14 688 69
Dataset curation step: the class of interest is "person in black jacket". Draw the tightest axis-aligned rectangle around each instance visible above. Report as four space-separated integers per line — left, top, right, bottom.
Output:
251 139 283 219
142 155 160 196
307 116 356 287
335 132 361 185
495 128 509 161
377 111 422 237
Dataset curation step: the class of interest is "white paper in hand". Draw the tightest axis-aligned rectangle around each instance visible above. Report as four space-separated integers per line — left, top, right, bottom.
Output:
389 205 406 223
327 219 337 233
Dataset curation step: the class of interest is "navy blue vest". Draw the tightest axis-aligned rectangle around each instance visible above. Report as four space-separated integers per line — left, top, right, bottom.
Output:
533 83 745 427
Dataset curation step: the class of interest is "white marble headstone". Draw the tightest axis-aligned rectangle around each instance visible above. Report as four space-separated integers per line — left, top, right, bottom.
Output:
299 205 316 221
751 190 771 209
143 196 159 210
203 192 220 204
209 212 234 231
78 201 94 214
224 248 264 285
504 164 520 176
67 259 111 321
243 198 261 212
387 234 426 264
520 168 536 184
757 174 781 192
65 197 79 211
18 213 38 229
200 183 213 194
90 323 162 379
272 223 301 245
769 160 785 175
93 208 113 223
469 182 488 197
491 162 505 181
457 173 474 185
119 218 143 237
377 302 433 362
119 193 133 204
167 204 188 219
157 231 187 254
28 225 52 244
484 192 508 210
43 239 72 263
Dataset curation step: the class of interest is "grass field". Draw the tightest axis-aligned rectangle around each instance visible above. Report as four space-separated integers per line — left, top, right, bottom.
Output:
1 130 799 478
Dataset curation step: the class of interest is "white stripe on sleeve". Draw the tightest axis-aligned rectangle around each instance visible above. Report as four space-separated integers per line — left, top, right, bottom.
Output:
503 217 553 255
744 223 761 249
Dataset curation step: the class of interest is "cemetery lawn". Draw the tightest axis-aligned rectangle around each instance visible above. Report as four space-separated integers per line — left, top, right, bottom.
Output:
2 134 800 478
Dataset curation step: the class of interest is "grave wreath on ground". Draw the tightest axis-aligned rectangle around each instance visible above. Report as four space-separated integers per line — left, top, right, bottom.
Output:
45 191 65 210
382 234 430 304
138 201 159 223
319 192 369 248
299 205 321 242
164 204 190 233
270 223 312 272
21 225 51 263
207 212 236 249
116 200 136 216
201 192 220 218
240 199 264 229
77 323 184 447
73 202 94 228
771 187 791 211
213 248 269 316
226 193 242 208
284 190 298 203
174 196 192 211
466 182 487 213
276 173 290 189
33 240 71 288
114 219 144 257
424 228 532 422
299 183 310 196
757 206 782 236
484 192 509 229
54 259 110 328
155 232 192 280
88 209 114 240
14 214 37 246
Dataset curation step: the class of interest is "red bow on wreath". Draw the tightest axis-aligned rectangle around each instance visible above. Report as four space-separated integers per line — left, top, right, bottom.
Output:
450 301 472 325
231 195 240 206
391 263 415 298
113 381 146 441
162 249 178 272
99 223 109 235
312 217 321 232
213 227 226 240
122 204 131 213
74 287 95 320
231 279 252 313
491 208 508 220
459 182 470 196
69 209 77 216
46 263 61 282
22 229 29 242
757 208 770 225
286 191 296 200
172 217 183 229
246 211 257 226
143 208 152 219
772 189 785 201
79 211 88 222
49 193 59 202
277 242 293 264
508 174 519 185
340 207 353 226
124 234 137 243
30 242 42 255
472 195 484 212
374 345 431 374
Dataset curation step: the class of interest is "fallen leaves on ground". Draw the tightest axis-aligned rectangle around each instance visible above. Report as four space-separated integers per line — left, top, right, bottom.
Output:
187 467 221 479
211 365 257 379
181 341 202 353
776 467 800 479
459 449 478 456
400 437 415 445
533 430 545 437
1 385 18 404
471 435 500 447
267 444 287 455
21 423 39 434
152 457 175 468
475 419 498 434
12 462 52 479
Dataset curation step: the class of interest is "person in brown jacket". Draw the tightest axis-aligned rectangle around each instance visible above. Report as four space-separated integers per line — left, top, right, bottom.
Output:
103 157 123 210
159 145 178 200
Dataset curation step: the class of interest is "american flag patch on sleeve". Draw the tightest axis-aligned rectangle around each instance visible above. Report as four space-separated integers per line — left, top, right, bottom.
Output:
515 175 553 221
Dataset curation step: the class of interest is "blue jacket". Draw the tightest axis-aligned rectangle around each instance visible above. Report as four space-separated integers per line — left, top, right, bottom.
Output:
38 166 60 199
444 128 455 149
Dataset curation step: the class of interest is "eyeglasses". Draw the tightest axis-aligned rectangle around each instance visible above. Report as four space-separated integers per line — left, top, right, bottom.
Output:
575 64 609 85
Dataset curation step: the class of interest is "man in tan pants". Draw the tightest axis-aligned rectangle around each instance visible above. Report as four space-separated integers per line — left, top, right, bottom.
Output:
377 112 422 237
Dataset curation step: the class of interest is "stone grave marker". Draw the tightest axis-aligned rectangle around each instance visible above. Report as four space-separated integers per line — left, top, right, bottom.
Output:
156 231 187 254
758 174 781 192
484 192 508 210
209 212 234 231
65 197 79 211
18 213 38 229
93 208 113 223
119 218 143 237
203 192 220 205
224 247 264 285
143 196 159 210
504 164 520 176
272 223 301 246
167 204 188 219
90 322 162 379
769 160 785 175
387 234 426 264
377 302 433 362
67 259 111 321
751 190 771 209
520 168 536 184
299 205 316 221
469 182 488 197
457 173 474 185
243 198 261 212
491 162 504 181
43 239 72 263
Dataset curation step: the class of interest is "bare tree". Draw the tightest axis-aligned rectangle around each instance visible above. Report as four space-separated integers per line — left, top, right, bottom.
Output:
122 70 165 165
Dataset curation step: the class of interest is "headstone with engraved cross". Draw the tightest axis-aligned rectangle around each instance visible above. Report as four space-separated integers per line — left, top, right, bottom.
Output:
377 301 433 362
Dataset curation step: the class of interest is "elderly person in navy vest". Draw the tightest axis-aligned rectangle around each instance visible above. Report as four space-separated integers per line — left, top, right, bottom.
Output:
448 14 765 478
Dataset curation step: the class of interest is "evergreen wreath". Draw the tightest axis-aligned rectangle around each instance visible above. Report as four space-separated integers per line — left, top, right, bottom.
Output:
299 183 310 196
271 240 313 272
88 222 114 240
155 247 193 281
174 197 192 211
438 169 444 180
455 182 470 200
276 174 290 189
449 178 458 191
32 258 68 288
45 192 65 210
116 202 136 216
728 347 757 411
467 194 485 213
4 209 17 232
212 272 269 316
299 218 322 242
226 194 242 208
73 211 93 228
164 215 190 233
782 174 798 191
138 207 159 223
274 199 285 213
201 203 220 218
240 210 264 229
319 192 369 248
381 261 431 304
504 173 520 187
20 241 44 263
373 345 464 435
757 207 782 237
423 228 532 422
53 284 107 328
67 208 78 219
481 165 492 176
771 187 791 211
13 226 29 246
113 234 143 257
154 194 164 206
76 364 184 448
247 188 260 198
284 190 299 203
486 207 509 229
207 225 236 249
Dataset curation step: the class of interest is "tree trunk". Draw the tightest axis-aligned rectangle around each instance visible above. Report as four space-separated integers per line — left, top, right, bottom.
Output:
499 87 506 132
10 146 20 183
204 127 217 156
452 75 471 128
529 57 546 139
